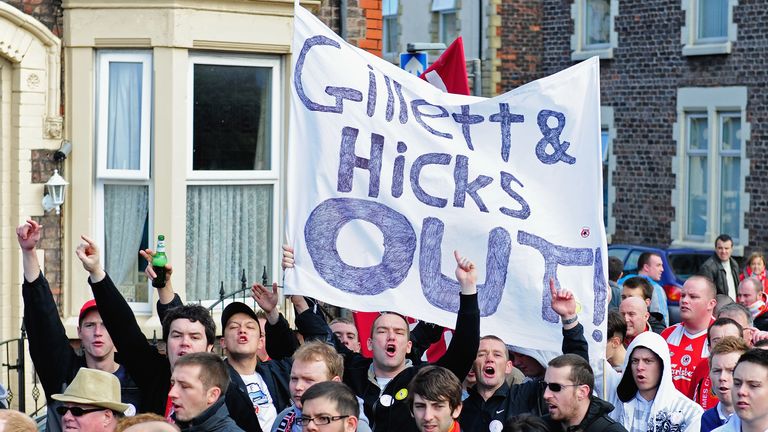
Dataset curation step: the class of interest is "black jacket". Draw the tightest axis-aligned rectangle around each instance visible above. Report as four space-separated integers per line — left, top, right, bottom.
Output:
542 397 627 432
24 272 140 432
699 255 740 297
754 312 768 331
458 323 589 431
295 293 480 432
224 356 293 431
174 397 244 432
648 312 666 334
90 274 275 432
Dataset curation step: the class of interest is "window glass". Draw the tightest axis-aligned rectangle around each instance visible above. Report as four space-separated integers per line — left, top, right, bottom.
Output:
107 62 143 170
668 253 711 281
686 115 709 238
720 114 741 240
186 185 273 301
440 11 458 44
383 16 399 54
697 0 728 40
585 0 610 48
192 64 272 171
104 185 150 302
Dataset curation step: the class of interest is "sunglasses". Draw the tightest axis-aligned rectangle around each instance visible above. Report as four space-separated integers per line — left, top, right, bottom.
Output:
56 406 106 417
540 382 581 392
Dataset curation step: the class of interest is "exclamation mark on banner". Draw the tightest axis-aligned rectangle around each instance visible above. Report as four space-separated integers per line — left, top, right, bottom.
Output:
591 248 607 342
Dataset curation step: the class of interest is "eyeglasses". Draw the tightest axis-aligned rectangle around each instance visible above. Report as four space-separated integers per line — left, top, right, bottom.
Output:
298 415 350 426
56 406 106 417
540 382 581 392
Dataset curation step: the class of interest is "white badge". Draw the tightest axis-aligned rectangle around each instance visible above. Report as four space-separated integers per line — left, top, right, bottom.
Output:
489 420 504 432
379 394 394 407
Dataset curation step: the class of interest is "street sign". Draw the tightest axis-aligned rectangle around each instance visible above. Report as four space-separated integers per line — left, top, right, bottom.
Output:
400 52 428 76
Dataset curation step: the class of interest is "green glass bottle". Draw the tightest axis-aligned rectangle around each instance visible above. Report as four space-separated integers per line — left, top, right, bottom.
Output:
152 235 168 288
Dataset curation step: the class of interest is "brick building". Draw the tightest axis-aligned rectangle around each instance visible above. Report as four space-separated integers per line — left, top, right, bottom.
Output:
0 0 382 411
386 0 764 256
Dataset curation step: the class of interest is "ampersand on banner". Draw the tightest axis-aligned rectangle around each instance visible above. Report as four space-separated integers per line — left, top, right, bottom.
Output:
535 110 576 165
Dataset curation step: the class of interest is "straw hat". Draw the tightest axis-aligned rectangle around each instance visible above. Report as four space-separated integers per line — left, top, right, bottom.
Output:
52 368 131 414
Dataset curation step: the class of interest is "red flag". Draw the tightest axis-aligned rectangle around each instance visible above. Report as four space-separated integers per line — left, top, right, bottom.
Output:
352 311 451 362
419 36 470 96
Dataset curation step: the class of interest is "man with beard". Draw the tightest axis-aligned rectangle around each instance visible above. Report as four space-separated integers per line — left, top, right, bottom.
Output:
458 280 589 432
541 354 625 432
18 220 140 432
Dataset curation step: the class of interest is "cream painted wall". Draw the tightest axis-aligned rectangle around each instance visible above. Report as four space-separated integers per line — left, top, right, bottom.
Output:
62 0 307 336
0 1 62 411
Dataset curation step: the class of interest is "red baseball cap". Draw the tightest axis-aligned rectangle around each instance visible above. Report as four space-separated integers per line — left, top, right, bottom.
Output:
79 299 98 324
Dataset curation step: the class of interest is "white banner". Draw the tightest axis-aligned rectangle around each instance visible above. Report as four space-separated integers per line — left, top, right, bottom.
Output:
285 6 608 362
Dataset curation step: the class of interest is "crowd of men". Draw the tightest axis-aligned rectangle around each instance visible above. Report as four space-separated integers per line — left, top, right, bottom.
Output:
6 222 768 432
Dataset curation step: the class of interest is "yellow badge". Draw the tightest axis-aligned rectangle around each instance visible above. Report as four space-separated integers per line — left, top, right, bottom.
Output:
395 388 408 400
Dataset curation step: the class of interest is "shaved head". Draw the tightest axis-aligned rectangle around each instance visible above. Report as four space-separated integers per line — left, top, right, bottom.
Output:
620 297 650 339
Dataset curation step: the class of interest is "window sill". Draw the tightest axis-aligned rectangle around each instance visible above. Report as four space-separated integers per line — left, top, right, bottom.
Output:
682 42 731 57
571 47 613 61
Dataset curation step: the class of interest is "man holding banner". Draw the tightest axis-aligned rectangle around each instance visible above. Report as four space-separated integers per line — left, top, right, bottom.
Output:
459 280 588 432
286 251 479 432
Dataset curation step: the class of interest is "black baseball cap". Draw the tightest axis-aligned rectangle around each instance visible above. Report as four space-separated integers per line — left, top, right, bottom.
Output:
221 302 259 330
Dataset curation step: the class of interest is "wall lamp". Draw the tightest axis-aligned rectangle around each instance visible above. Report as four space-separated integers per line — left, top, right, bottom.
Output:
42 140 71 215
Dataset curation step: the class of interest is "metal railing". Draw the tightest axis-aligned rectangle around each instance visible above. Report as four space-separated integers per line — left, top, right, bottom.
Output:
0 323 44 415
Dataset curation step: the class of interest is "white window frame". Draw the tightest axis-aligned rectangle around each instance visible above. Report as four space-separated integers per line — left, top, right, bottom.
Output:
571 0 618 60
96 51 152 180
186 52 282 305
94 50 155 313
671 87 750 255
601 106 616 242
187 54 282 182
681 0 738 56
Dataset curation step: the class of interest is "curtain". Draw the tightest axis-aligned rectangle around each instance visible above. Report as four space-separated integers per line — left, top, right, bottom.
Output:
107 62 142 170
104 185 149 290
186 185 273 301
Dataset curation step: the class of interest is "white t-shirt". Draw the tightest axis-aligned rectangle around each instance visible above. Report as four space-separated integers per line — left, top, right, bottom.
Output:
241 372 278 431
722 261 736 299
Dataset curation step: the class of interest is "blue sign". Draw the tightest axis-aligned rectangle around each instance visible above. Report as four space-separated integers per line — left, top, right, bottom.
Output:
400 52 428 76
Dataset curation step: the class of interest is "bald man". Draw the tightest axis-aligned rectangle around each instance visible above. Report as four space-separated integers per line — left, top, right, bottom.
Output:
619 297 651 347
737 277 768 331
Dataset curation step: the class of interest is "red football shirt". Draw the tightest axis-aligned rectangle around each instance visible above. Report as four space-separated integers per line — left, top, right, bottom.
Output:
689 358 718 409
661 323 712 396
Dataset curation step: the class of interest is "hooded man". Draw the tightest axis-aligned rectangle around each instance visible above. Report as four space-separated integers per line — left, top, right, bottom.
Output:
609 332 703 432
